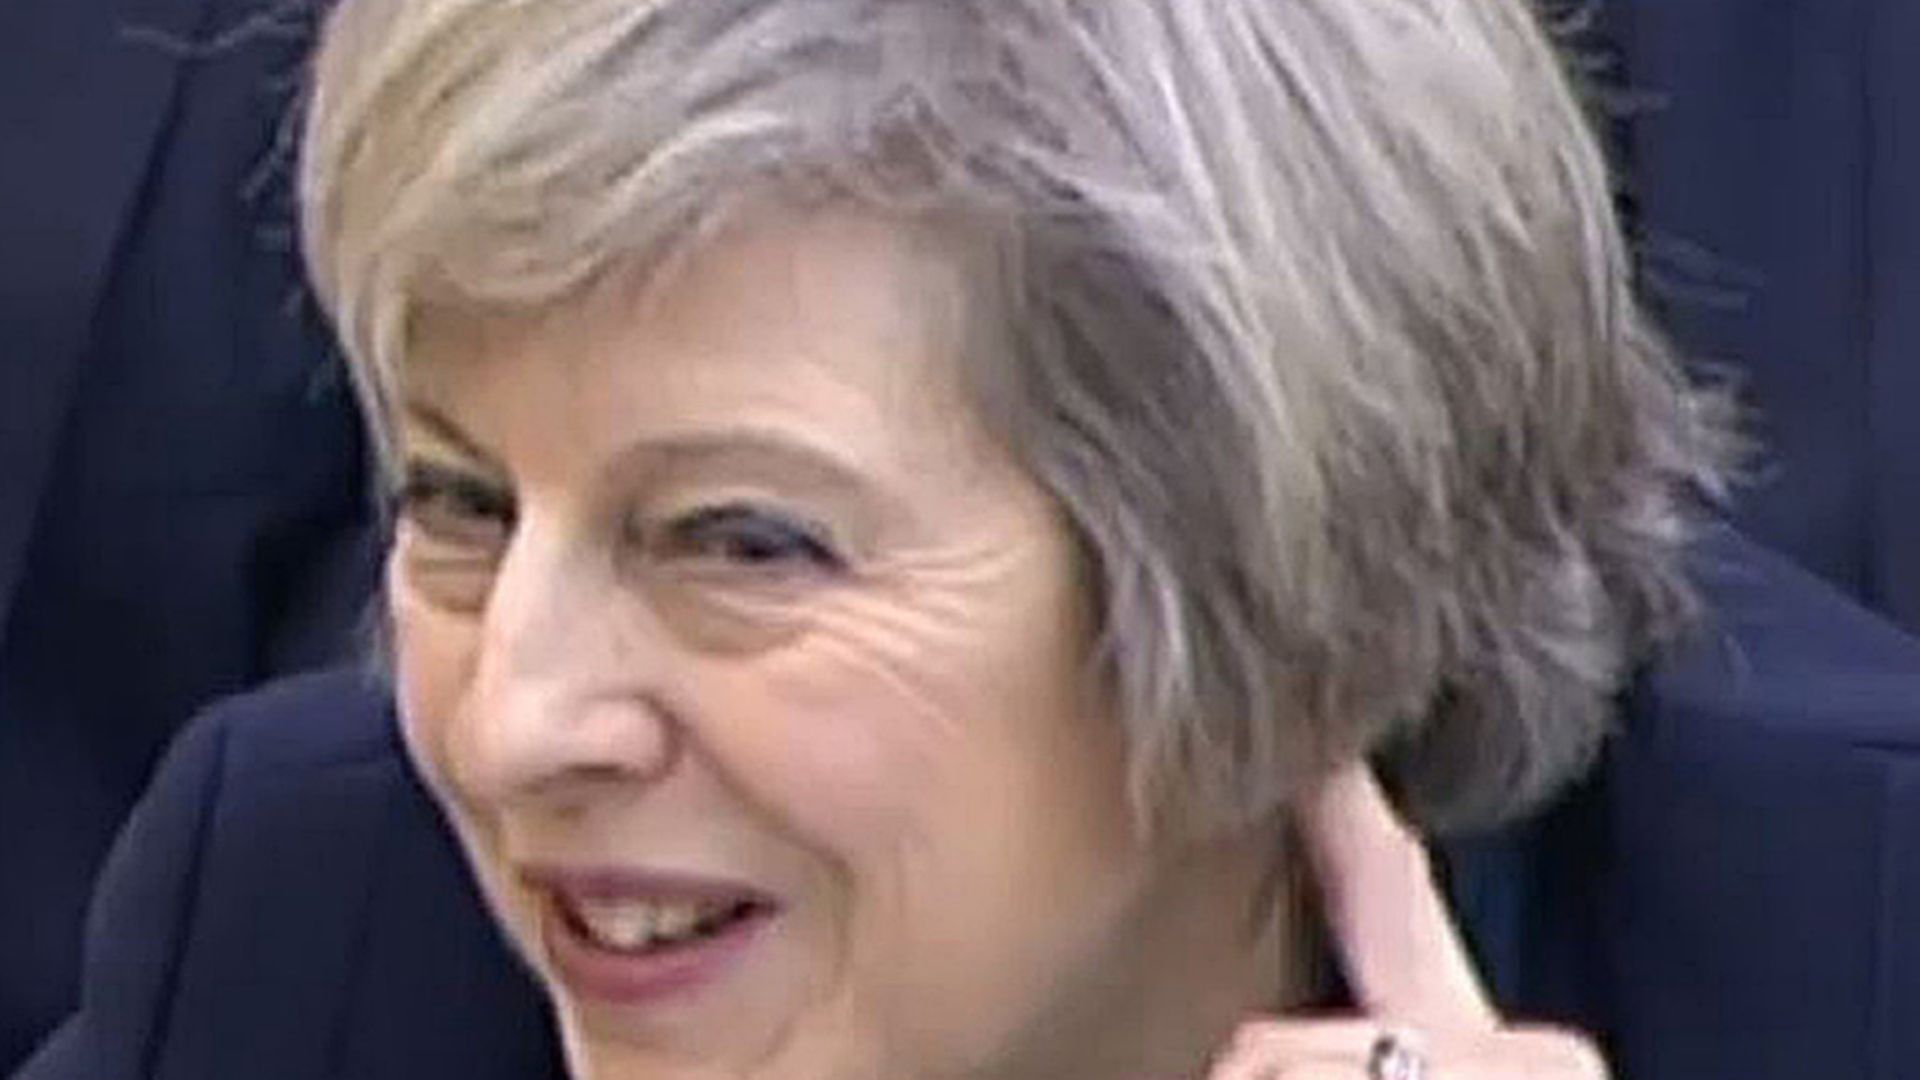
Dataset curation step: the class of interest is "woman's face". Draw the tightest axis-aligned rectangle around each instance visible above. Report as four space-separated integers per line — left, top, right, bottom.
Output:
392 213 1277 1080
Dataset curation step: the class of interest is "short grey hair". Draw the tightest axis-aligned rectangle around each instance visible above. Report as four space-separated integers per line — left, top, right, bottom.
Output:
301 0 1730 835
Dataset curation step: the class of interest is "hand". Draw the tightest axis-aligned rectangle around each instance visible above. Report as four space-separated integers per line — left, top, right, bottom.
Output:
1206 765 1608 1079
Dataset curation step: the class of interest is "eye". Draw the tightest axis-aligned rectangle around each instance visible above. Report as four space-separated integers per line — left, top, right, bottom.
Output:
394 462 516 550
653 503 845 574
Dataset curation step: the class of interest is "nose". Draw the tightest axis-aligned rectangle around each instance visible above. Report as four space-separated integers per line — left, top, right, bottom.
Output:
461 518 680 808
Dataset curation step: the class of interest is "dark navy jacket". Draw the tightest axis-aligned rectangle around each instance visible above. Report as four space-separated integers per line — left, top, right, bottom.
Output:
12 670 562 1080
14 528 1920 1079
0 0 373 1067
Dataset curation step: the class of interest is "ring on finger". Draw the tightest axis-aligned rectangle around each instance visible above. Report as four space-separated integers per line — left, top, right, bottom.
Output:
1366 1027 1428 1080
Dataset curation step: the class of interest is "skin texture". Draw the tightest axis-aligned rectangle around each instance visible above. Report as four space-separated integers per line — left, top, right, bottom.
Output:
387 211 1291 1080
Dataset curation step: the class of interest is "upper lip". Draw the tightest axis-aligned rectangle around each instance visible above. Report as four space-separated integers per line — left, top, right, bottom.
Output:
518 863 780 907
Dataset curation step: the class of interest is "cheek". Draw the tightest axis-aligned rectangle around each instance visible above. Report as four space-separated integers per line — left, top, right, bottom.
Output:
713 553 1129 913
731 587 1032 835
717 585 1151 1065
387 559 483 799
385 565 557 984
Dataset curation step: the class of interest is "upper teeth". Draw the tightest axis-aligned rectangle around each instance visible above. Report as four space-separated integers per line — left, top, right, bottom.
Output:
572 899 728 951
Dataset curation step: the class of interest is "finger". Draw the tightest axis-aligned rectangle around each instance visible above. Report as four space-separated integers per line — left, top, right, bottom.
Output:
1216 1067 1354 1080
1206 1035 1358 1080
1297 763 1497 1032
1211 1067 1354 1080
1223 1017 1394 1064
1207 1019 1387 1080
1213 1018 1609 1080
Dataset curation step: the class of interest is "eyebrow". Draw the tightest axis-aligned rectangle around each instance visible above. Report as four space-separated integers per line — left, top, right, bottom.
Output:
401 400 507 473
398 399 879 503
615 428 876 503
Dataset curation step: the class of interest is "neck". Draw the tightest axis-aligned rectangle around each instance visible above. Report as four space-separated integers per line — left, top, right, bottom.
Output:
980 832 1313 1080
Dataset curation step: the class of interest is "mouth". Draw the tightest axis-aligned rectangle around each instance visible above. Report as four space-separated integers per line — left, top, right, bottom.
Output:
562 894 767 952
525 866 780 1007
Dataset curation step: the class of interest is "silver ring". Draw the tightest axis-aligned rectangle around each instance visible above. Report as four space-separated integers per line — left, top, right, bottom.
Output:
1366 1028 1429 1080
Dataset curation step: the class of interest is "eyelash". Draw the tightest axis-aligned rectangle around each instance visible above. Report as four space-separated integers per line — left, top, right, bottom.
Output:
394 464 844 574
394 465 517 543
653 503 847 573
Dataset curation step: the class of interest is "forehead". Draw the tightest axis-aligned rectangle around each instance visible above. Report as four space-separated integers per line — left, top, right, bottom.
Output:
399 211 1006 480
415 211 961 365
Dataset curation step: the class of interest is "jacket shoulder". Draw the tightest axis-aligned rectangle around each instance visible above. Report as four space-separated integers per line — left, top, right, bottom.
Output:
1596 529 1920 1077
1452 528 1920 1079
14 667 429 1080
1646 525 1920 752
195 664 400 772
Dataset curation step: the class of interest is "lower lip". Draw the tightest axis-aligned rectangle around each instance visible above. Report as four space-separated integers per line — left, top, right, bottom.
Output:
542 900 775 1006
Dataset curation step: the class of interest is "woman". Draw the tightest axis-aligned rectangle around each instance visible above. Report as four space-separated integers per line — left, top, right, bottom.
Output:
50 0 1725 1077
297 0 1729 1076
